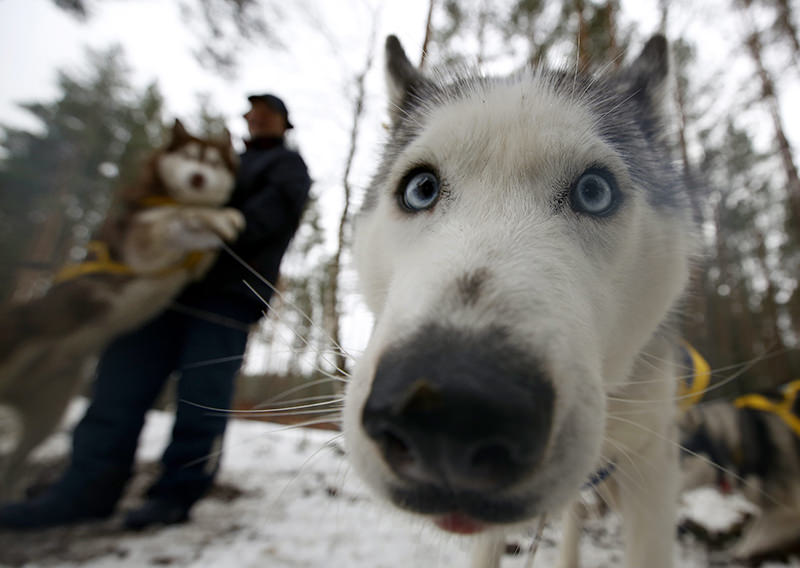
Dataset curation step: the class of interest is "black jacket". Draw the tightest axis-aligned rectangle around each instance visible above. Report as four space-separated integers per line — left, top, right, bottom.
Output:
179 137 311 322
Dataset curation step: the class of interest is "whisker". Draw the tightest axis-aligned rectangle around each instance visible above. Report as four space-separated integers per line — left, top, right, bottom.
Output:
237 409 342 419
266 346 365 358
168 302 253 332
250 394 344 408
609 347 780 405
257 377 348 407
261 417 343 432
269 433 346 503
221 242 354 364
522 514 548 568
605 414 783 509
181 422 343 472
181 354 245 370
242 279 352 378
179 397 343 416
601 438 645 487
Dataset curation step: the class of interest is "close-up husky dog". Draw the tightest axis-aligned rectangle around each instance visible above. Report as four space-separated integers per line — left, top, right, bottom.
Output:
0 119 242 498
343 34 696 568
680 382 800 561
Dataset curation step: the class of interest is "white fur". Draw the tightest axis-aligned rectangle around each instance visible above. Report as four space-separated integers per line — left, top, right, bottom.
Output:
157 143 235 206
343 49 693 567
123 205 244 273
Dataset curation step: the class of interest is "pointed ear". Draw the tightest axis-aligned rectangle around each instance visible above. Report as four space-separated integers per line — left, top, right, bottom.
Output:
623 34 671 115
171 118 191 142
385 35 426 121
221 128 239 166
221 127 233 147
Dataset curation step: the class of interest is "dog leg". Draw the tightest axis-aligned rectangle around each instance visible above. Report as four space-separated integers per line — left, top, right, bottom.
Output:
557 502 583 568
733 509 800 560
0 405 23 500
617 432 678 568
470 533 504 568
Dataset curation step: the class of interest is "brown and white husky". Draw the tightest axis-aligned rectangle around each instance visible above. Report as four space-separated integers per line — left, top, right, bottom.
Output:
0 119 243 498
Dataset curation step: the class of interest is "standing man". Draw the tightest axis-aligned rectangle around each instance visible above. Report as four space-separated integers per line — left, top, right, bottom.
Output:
0 94 311 530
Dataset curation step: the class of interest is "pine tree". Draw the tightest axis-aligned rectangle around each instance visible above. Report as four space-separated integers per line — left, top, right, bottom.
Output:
0 46 166 302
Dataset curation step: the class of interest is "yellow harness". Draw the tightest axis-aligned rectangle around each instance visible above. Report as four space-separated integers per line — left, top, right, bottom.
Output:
53 198 208 283
734 380 800 438
53 242 207 283
677 341 712 411
676 341 800 438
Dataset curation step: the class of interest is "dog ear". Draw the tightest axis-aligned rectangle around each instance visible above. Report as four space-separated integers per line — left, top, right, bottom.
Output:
171 118 191 143
221 127 240 167
622 34 671 118
221 127 233 147
385 35 426 121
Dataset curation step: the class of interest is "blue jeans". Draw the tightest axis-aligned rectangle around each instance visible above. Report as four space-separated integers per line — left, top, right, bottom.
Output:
64 302 251 508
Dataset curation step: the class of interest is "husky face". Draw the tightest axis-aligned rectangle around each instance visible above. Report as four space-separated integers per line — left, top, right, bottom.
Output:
157 120 237 206
343 36 695 531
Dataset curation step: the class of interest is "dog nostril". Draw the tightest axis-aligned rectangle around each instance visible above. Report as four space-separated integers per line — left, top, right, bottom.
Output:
381 429 414 470
189 173 205 189
469 442 518 482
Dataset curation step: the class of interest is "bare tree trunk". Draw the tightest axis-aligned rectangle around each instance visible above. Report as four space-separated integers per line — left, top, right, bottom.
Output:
603 1 621 67
752 227 789 383
744 26 800 229
323 20 379 378
772 0 800 64
575 0 590 71
664 6 709 350
419 0 435 69
711 202 734 367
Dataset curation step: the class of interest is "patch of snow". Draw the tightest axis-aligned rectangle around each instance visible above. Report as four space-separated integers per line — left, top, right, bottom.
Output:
4 399 799 567
680 487 760 534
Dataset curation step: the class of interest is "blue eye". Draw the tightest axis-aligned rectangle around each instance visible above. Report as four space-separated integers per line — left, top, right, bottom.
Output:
570 170 619 216
401 170 441 212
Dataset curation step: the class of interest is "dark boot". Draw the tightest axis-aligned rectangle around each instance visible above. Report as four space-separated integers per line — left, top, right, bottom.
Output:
123 498 190 530
0 473 122 530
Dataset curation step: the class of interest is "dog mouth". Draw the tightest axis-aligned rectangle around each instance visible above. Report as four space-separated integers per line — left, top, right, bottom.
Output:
389 484 537 530
433 513 488 534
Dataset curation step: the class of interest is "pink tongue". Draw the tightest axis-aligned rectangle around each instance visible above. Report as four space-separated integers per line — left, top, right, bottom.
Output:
434 513 487 535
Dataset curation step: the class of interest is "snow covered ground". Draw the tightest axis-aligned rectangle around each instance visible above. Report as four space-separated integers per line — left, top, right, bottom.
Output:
1 399 798 568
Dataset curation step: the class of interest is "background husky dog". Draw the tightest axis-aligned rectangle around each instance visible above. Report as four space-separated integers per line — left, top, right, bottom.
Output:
343 34 696 568
680 383 800 561
0 119 243 498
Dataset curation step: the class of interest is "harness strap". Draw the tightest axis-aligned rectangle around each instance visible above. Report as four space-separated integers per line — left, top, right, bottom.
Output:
137 195 179 207
677 341 712 410
734 380 800 438
53 241 208 284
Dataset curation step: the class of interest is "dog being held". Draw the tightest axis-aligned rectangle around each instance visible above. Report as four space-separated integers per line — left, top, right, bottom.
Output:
680 381 800 561
0 119 243 498
342 34 696 568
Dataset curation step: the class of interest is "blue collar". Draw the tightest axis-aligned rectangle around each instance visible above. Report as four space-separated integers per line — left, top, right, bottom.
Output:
582 462 616 489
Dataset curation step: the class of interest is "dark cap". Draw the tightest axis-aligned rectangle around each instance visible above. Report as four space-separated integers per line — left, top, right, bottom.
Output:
247 93 294 129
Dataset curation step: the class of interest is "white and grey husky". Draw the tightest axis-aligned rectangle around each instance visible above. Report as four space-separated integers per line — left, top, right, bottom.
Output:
343 34 696 568
0 120 243 498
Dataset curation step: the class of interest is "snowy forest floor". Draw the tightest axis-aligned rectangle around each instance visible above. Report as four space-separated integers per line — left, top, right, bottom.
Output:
0 400 798 568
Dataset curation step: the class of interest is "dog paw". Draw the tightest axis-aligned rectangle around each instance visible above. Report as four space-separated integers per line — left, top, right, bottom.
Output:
0 405 22 456
209 209 246 241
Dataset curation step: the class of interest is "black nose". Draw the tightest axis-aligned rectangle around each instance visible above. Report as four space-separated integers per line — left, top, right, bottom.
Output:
190 172 205 189
361 325 554 493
